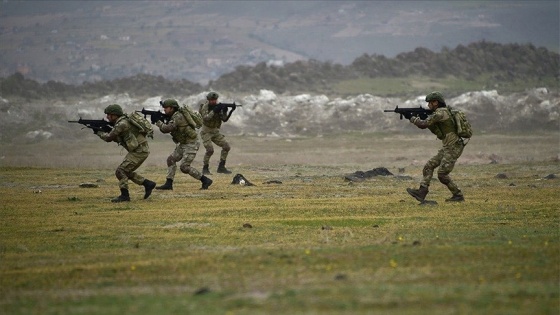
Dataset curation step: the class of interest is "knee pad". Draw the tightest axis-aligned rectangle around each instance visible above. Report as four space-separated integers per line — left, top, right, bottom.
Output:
115 168 127 180
422 165 434 177
166 155 177 167
438 173 451 185
222 143 231 152
180 164 192 174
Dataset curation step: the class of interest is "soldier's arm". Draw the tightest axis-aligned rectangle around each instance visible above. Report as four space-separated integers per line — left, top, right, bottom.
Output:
157 118 177 134
98 123 123 142
410 110 445 129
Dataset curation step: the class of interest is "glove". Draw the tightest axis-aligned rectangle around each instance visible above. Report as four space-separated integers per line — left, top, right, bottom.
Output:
212 104 223 113
402 112 412 120
156 120 163 127
410 116 420 124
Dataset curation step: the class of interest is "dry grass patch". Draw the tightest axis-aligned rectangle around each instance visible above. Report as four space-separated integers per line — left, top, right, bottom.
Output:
0 133 559 314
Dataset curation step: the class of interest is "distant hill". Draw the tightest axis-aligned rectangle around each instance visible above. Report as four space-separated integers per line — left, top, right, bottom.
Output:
1 41 558 100
1 1 558 84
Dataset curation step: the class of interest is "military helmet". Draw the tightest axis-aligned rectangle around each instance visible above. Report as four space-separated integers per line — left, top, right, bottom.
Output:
160 99 179 108
206 92 219 100
425 91 445 103
104 104 124 116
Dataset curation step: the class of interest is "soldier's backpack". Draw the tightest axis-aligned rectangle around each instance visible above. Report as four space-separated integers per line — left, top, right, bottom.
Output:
448 107 473 139
179 105 203 129
126 112 154 139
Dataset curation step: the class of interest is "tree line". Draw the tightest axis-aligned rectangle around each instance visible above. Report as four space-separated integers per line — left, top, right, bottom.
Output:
1 41 558 100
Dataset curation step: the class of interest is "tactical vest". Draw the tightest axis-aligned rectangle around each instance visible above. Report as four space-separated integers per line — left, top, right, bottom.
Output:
200 101 223 129
428 108 456 140
170 111 197 144
115 116 146 151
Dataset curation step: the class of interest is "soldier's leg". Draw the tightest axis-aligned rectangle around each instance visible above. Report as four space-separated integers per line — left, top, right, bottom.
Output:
121 150 156 199
157 146 182 190
216 138 231 162
201 131 214 165
113 152 147 202
438 142 465 200
123 151 149 186
213 133 231 173
420 148 444 188
179 141 212 189
407 148 443 202
179 142 202 180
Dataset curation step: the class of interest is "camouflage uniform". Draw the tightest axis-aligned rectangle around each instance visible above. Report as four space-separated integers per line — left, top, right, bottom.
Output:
405 91 467 205
411 107 464 196
157 110 202 180
199 98 232 173
97 105 156 202
98 115 150 190
155 99 212 190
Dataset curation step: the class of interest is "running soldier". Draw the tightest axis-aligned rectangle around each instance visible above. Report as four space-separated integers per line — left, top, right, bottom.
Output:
199 92 235 175
155 99 213 190
406 92 465 202
96 104 156 202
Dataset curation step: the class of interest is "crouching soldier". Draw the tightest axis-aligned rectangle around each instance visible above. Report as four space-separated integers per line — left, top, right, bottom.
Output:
155 99 213 190
96 104 156 202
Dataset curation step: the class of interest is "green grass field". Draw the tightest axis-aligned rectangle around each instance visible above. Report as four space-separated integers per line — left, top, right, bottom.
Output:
1 133 559 314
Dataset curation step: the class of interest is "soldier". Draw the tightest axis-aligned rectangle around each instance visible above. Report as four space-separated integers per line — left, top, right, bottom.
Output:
406 91 465 202
199 92 235 175
155 99 213 190
96 104 156 202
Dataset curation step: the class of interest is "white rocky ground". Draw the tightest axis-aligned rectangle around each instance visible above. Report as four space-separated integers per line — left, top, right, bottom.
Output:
2 88 558 142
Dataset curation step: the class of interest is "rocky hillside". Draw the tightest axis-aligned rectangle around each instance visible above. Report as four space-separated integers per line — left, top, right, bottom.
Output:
2 1 557 84
1 42 558 100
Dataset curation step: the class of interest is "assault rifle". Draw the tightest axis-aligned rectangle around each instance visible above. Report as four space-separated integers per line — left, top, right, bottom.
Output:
136 108 168 124
213 102 243 122
68 118 113 133
384 106 433 120
214 102 243 111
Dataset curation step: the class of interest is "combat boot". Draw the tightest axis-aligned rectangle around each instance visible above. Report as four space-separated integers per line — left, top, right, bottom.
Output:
111 188 130 203
217 160 232 174
200 175 213 190
156 178 173 190
202 164 212 175
406 185 429 202
445 194 465 202
142 179 156 199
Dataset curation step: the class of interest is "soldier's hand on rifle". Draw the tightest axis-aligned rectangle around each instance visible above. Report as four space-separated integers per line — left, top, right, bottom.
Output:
150 116 160 124
213 104 223 113
410 116 420 124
